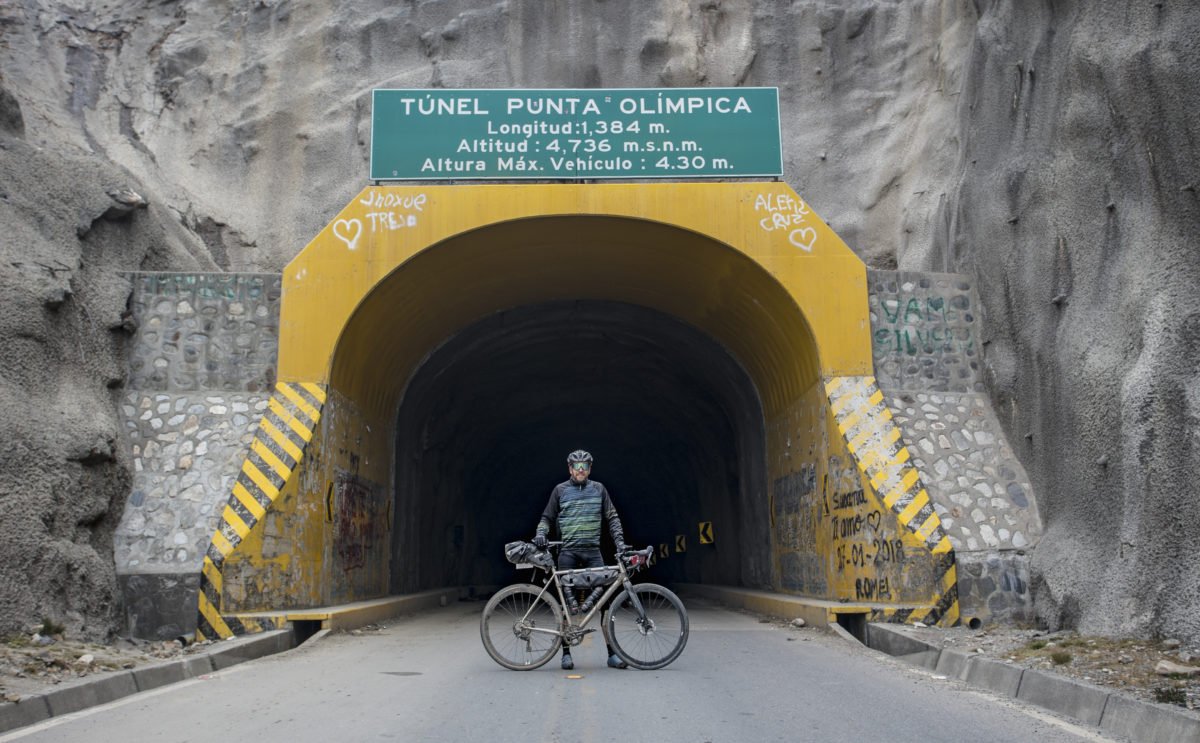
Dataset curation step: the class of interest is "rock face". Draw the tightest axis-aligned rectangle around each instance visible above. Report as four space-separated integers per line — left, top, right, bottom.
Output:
0 1 1196 642
0 89 213 640
932 2 1200 643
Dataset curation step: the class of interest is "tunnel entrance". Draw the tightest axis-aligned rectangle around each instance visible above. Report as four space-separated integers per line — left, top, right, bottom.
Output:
391 300 768 595
199 183 960 641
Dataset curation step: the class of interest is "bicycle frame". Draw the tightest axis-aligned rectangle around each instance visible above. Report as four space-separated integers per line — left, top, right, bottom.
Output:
518 556 646 643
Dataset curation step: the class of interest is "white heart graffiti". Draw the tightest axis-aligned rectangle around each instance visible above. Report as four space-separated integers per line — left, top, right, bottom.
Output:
333 218 362 251
789 227 817 253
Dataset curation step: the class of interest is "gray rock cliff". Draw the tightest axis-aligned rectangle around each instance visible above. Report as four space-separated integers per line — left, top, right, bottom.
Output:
932 1 1200 641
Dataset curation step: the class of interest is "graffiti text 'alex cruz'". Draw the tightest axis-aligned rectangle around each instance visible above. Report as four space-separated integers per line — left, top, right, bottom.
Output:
754 193 817 252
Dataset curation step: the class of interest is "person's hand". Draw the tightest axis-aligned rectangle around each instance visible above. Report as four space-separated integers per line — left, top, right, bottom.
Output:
616 542 628 555
533 534 547 549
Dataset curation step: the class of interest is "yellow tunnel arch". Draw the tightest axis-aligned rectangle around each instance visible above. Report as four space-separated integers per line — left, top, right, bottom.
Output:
195 182 958 640
329 215 826 430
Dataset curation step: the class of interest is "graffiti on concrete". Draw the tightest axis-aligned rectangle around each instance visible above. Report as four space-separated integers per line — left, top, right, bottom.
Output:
332 190 428 251
867 275 983 395
137 273 272 301
333 218 363 250
826 455 912 602
334 472 388 572
873 295 975 356
753 192 817 252
127 273 281 394
772 462 826 594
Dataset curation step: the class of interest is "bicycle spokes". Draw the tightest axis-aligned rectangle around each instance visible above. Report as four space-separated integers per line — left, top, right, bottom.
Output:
604 584 689 670
481 585 563 670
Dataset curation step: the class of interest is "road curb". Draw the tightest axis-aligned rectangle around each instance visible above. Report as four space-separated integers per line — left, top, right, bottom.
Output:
1016 667 1109 726
963 655 1023 697
232 588 459 633
933 647 972 680
866 623 1200 743
674 583 909 630
0 695 50 733
0 628 294 734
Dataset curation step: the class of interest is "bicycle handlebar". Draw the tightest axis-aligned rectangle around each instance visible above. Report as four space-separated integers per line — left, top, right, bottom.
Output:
536 541 653 565
541 541 650 556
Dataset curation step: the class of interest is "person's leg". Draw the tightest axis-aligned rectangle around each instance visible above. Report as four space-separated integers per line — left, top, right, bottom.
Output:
580 549 627 669
558 550 582 670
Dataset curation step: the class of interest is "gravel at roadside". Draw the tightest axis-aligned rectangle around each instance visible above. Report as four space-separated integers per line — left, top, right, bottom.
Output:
0 631 213 704
899 624 1200 711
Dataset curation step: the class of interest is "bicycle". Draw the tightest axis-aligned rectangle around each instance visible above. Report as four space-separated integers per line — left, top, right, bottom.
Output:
480 541 689 671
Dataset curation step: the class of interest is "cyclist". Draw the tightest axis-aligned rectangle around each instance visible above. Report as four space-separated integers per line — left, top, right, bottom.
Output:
533 449 629 670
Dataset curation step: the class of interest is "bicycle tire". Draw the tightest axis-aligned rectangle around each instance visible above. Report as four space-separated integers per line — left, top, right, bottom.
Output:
603 583 689 670
480 584 563 671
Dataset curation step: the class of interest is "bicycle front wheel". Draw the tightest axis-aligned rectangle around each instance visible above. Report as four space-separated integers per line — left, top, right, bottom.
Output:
480 584 563 671
603 583 689 670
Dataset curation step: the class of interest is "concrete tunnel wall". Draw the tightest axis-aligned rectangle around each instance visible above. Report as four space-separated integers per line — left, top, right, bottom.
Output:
197 182 961 637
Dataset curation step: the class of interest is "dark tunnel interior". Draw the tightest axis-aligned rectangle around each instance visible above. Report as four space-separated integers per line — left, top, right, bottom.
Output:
390 300 772 595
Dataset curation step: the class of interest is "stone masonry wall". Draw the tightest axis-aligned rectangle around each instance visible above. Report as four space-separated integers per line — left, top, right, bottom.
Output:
113 273 280 638
868 269 1041 625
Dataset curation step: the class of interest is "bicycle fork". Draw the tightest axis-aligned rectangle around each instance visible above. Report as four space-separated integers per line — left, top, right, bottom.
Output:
620 578 649 624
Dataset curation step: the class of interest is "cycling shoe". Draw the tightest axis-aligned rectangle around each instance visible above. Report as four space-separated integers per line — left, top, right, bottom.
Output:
607 653 627 669
561 653 574 671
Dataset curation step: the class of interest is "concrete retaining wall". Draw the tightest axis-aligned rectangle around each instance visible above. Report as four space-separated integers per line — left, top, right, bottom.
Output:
114 273 281 638
867 270 1042 624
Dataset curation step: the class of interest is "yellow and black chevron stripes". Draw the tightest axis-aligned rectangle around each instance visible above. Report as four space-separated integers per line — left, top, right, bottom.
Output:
196 382 327 641
825 375 960 627
866 554 960 627
228 615 287 633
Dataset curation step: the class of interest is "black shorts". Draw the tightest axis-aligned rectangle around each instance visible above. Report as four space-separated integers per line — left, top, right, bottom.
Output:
558 547 603 570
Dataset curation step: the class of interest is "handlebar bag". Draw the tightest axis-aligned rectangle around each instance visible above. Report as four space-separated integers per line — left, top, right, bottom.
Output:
504 541 553 569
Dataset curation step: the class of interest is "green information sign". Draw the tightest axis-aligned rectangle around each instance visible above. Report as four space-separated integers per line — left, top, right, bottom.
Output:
370 88 781 181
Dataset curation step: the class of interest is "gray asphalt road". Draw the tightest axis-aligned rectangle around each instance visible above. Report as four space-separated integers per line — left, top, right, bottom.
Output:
3 597 1124 743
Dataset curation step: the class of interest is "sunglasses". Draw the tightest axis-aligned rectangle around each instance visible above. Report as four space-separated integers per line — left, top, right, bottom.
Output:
570 462 591 472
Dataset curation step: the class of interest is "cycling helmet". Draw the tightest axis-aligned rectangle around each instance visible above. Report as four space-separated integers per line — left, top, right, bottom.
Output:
566 449 593 465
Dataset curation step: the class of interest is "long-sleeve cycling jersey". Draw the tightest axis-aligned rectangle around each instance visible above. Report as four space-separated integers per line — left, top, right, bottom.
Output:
535 479 625 550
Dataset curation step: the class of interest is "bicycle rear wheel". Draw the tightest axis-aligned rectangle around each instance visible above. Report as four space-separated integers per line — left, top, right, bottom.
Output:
603 583 688 670
480 584 563 671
